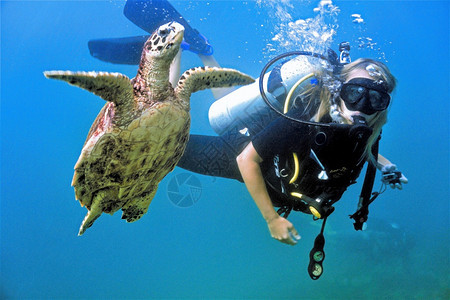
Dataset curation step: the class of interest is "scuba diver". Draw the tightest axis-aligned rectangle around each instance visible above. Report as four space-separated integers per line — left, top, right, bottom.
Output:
180 56 408 280
89 0 408 280
179 57 406 236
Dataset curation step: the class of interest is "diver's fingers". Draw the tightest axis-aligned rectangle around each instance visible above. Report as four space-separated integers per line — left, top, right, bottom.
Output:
289 227 301 241
281 228 300 246
268 217 299 246
400 174 408 184
273 233 295 245
383 164 397 173
275 231 297 246
283 233 297 246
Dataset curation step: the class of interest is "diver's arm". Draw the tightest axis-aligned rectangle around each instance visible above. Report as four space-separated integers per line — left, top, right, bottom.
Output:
376 154 392 170
236 143 278 223
236 142 300 245
377 154 408 189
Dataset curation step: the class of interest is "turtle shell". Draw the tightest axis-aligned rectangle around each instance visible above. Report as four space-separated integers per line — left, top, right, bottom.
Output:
72 100 190 223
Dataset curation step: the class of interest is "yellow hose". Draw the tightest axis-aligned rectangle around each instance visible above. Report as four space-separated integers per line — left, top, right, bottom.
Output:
283 73 315 184
290 193 322 218
289 153 300 184
283 73 315 114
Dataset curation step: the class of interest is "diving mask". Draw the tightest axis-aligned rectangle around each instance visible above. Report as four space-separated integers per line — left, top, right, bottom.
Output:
340 78 390 115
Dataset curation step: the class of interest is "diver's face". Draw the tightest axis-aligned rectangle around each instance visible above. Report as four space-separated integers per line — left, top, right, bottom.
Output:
339 68 383 124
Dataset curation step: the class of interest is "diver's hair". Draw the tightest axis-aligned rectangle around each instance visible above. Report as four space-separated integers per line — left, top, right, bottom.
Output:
304 58 396 164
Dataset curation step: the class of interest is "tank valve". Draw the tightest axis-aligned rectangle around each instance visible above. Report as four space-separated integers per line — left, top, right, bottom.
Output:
339 42 351 64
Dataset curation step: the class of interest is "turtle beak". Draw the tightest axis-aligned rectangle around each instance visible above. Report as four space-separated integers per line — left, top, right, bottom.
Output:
168 22 184 44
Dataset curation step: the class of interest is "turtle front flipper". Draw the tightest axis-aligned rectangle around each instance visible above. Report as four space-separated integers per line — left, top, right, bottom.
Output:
175 67 254 103
44 71 133 106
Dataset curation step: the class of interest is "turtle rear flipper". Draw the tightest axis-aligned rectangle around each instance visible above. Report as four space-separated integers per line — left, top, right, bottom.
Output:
78 197 102 236
78 188 118 236
122 187 157 223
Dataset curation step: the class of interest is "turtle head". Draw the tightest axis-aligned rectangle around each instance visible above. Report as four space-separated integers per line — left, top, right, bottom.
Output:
143 22 184 61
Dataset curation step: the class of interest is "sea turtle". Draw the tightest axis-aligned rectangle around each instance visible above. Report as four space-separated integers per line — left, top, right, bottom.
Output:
44 22 254 235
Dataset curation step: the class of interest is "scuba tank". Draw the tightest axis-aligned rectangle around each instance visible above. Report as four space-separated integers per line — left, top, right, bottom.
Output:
208 45 348 135
208 55 318 135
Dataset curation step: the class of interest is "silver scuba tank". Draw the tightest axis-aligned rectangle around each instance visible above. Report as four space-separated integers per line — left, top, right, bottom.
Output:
208 55 317 135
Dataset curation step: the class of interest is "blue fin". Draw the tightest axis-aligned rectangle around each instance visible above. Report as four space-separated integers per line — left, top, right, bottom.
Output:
88 35 147 65
124 0 212 55
88 0 213 65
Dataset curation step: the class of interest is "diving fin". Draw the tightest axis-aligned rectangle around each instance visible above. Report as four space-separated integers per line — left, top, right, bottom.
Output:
88 35 147 65
123 0 212 55
88 0 213 65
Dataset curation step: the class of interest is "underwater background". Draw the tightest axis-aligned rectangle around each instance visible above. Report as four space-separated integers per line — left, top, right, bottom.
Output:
1 0 449 299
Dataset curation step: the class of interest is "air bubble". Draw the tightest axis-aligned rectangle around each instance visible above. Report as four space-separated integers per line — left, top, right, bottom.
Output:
366 64 382 78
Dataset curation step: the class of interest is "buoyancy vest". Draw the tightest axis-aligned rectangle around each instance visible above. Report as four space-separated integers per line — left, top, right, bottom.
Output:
263 117 374 218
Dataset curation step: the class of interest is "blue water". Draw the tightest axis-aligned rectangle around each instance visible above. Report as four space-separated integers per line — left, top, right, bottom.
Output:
1 1 449 299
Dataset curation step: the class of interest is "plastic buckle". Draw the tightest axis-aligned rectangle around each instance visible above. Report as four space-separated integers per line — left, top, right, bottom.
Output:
180 33 214 56
382 170 402 184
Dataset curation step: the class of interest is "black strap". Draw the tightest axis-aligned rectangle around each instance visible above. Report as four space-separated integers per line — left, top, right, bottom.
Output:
349 137 380 230
276 206 292 218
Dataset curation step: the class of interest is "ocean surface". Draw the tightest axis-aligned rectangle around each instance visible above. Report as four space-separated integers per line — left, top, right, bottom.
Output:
1 0 449 299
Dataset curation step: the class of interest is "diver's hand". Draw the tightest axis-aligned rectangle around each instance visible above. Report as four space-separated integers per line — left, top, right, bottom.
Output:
381 164 408 190
267 216 300 245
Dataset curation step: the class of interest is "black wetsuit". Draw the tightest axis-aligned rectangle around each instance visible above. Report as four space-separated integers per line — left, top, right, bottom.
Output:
177 129 250 182
177 105 309 181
